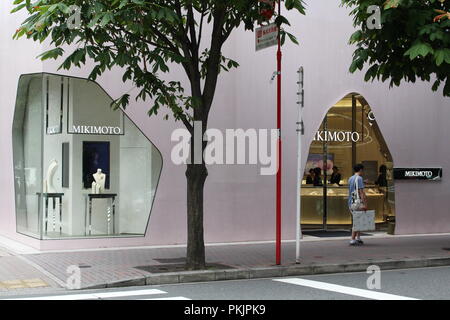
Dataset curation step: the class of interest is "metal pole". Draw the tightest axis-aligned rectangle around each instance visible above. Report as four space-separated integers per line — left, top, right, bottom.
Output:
323 115 328 231
352 94 357 168
276 0 282 266
296 67 304 264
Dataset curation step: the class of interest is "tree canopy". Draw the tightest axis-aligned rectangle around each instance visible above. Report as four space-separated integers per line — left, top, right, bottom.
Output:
342 0 450 97
12 0 306 130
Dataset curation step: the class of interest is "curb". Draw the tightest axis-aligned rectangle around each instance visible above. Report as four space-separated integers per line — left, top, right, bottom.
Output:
80 256 450 290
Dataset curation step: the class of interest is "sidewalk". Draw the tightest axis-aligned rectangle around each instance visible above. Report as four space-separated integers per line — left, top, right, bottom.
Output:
4 233 449 290
0 245 60 292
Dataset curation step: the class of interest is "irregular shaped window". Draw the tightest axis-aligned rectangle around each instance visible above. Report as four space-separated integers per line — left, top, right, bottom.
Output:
13 73 162 239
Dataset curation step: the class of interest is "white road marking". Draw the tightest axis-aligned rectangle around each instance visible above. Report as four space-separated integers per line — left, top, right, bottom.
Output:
140 296 192 300
89 289 168 299
274 278 419 300
5 288 167 300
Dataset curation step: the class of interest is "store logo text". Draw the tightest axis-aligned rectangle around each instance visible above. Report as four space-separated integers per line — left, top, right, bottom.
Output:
405 171 433 178
313 131 360 143
72 125 122 135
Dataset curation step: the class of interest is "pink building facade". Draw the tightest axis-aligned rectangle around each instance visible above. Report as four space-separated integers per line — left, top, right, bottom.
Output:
0 1 449 251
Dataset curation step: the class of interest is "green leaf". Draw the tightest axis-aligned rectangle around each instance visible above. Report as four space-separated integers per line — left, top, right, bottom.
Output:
342 0 450 97
404 42 434 60
37 48 64 60
10 3 26 13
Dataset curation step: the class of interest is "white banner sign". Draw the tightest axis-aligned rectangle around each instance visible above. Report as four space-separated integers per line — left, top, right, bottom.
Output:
255 23 278 52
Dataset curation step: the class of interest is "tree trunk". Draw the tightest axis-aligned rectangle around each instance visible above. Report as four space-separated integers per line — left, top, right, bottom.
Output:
185 163 208 270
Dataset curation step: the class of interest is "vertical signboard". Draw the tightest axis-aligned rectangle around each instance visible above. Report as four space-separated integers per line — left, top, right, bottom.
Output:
255 23 278 52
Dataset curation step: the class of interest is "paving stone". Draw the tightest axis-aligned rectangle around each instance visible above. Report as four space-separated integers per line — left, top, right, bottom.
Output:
106 277 146 288
146 274 180 285
281 265 314 277
179 271 217 283
249 267 283 279
26 282 48 288
343 262 373 273
425 257 450 267
223 269 251 280
311 264 345 275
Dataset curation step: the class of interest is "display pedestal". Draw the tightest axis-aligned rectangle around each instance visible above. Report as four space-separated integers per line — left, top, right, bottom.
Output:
85 194 117 236
37 193 64 234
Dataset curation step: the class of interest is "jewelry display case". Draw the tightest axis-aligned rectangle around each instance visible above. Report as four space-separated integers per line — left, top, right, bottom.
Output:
301 185 387 225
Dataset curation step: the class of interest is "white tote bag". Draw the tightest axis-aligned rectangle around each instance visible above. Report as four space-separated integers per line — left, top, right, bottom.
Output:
350 175 365 211
352 210 376 232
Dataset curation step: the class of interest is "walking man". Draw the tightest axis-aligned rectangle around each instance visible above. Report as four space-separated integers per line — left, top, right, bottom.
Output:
348 164 367 246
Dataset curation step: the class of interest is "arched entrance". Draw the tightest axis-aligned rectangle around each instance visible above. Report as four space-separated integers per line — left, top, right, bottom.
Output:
301 93 396 231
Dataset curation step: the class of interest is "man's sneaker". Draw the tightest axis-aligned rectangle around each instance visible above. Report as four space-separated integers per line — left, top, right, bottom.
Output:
349 240 359 246
357 239 364 245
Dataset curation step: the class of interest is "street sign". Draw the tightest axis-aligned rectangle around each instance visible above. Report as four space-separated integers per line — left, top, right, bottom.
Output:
255 23 278 52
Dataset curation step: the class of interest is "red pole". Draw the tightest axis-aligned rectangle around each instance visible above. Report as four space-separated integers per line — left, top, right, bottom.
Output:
276 0 282 266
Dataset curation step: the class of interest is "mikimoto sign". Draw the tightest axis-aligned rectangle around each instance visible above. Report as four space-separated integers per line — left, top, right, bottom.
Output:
255 23 278 52
394 168 443 181
71 125 122 135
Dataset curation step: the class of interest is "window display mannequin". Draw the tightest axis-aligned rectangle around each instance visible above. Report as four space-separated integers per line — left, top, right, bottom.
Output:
44 159 58 193
92 169 106 194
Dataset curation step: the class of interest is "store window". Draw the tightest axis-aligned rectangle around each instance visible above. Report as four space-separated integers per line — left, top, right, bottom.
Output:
301 93 395 229
13 73 162 239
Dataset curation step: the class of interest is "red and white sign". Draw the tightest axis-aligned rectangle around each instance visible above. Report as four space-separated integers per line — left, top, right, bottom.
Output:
255 23 278 52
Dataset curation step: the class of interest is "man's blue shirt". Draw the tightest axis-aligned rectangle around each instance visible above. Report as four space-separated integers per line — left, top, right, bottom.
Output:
348 175 364 208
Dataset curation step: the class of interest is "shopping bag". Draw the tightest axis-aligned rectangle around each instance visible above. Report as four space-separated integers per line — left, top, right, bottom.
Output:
352 210 376 232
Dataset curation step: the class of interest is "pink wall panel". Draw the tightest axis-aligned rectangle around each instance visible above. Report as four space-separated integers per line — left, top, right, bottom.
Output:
0 1 449 250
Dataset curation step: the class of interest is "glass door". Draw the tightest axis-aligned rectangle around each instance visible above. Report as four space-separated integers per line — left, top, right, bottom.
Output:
301 93 396 229
300 119 325 227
